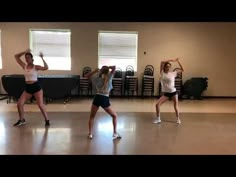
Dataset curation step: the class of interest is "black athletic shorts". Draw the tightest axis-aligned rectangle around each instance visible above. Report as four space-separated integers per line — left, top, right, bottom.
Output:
92 94 111 108
163 91 177 98
25 81 42 94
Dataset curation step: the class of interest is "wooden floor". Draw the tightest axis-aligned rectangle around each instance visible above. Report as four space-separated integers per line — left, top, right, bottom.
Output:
1 97 236 155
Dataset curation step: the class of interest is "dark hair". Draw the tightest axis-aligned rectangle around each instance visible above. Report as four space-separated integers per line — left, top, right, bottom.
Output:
25 52 33 58
164 62 171 68
99 66 109 77
25 52 34 61
101 66 109 74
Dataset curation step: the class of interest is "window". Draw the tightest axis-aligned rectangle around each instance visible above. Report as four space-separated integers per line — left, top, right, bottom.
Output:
98 31 138 71
30 29 71 70
0 30 2 69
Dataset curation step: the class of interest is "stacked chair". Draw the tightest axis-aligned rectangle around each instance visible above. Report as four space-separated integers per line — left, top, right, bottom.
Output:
173 68 183 99
79 67 92 96
124 65 138 96
142 65 154 97
111 68 123 96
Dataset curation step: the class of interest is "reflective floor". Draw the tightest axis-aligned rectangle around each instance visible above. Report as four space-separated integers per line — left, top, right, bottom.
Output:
0 98 236 155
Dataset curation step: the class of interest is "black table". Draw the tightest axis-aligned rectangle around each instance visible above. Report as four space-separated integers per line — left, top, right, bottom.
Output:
1 74 80 104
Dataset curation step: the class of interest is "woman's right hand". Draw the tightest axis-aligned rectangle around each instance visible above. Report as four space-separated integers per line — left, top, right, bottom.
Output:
39 52 43 58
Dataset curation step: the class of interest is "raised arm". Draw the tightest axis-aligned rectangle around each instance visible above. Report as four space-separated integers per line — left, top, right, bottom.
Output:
109 65 116 74
84 68 99 79
176 58 184 72
160 58 177 73
14 49 29 69
35 52 48 71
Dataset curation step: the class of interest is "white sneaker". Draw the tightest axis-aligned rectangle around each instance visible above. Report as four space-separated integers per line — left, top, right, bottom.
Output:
113 133 122 140
88 134 93 139
177 119 181 124
153 118 161 124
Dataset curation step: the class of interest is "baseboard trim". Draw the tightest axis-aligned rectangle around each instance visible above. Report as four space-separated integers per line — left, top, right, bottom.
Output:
1 94 236 100
202 96 236 99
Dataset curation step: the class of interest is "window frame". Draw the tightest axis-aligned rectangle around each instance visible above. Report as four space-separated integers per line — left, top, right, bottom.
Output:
29 29 71 71
98 31 138 71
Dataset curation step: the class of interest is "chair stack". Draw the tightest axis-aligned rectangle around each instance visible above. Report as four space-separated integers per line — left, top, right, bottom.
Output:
111 68 123 96
79 67 92 96
142 65 154 97
124 65 138 96
173 68 183 99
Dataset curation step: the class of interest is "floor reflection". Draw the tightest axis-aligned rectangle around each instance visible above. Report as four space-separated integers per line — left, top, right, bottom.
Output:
1 112 236 154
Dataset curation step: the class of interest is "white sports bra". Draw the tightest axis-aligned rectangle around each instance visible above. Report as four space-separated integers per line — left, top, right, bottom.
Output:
24 65 38 81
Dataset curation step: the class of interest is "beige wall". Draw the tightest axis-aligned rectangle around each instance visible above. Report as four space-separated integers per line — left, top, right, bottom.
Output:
0 22 235 96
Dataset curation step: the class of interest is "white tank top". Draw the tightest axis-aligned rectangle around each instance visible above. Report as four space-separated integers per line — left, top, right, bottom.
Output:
24 65 38 81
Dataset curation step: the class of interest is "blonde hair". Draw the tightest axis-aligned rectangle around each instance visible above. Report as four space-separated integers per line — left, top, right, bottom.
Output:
97 66 109 92
101 73 109 91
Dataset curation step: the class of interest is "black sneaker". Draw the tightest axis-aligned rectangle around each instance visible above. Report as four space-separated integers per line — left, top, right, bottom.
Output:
13 119 26 126
45 120 50 126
